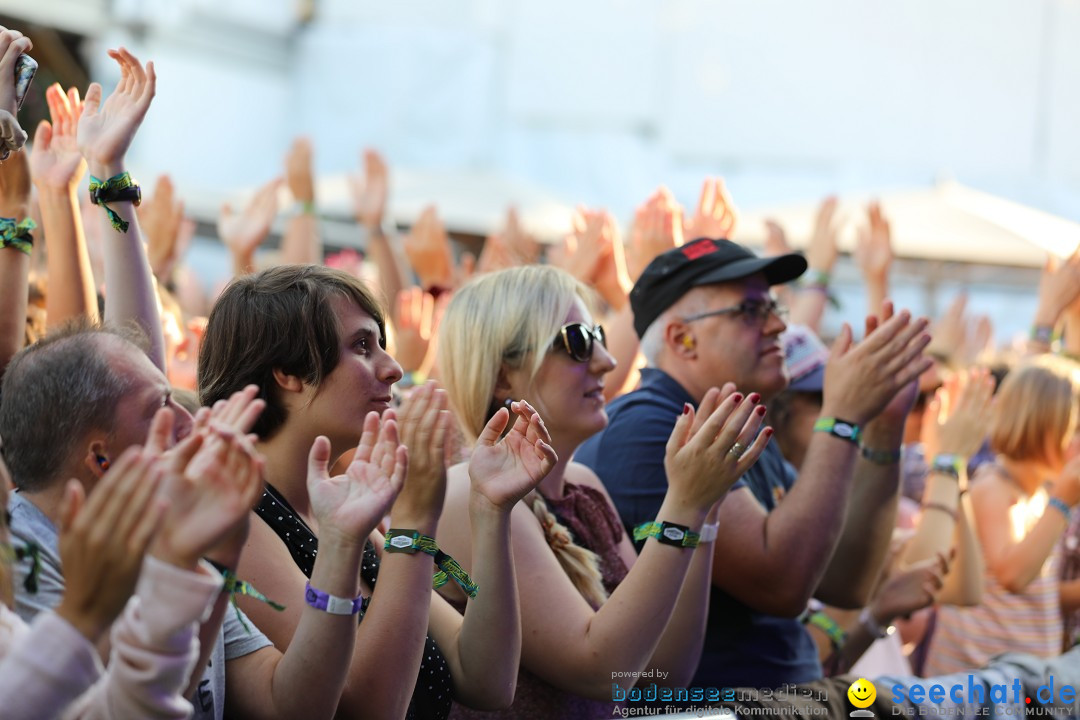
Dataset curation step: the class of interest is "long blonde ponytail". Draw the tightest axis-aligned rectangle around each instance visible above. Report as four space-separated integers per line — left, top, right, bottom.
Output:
527 491 609 608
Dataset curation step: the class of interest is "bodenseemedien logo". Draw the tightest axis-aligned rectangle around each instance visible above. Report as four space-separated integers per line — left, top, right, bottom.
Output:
847 677 876 717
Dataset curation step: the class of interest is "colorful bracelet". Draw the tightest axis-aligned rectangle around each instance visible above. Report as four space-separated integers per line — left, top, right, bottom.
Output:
813 417 861 446
799 268 831 290
1030 324 1055 345
806 610 847 650
633 521 700 548
304 582 364 615
861 445 902 466
221 569 286 633
384 529 479 598
0 217 35 255
89 172 141 233
930 454 966 480
1048 497 1072 522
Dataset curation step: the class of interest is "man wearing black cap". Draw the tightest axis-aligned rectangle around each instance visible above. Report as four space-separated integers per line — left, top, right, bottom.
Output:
576 237 932 690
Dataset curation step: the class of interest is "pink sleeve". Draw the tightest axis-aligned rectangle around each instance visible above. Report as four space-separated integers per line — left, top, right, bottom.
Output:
61 557 223 720
0 604 104 720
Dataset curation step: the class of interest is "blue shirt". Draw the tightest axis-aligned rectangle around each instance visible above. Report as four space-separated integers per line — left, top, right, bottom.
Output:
576 368 822 689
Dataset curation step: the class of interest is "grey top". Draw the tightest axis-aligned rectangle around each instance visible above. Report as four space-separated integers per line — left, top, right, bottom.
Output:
8 491 272 720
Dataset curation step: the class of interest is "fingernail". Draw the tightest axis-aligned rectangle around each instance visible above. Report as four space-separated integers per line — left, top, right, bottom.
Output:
748 393 761 403
732 394 743 404
682 403 691 415
756 406 767 416
763 427 774 438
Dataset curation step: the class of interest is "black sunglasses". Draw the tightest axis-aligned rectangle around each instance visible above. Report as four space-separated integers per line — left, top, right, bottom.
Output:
552 323 606 363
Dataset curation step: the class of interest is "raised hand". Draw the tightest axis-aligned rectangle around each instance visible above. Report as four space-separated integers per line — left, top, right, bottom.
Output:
478 208 539 273
391 381 452 528
683 177 738 240
347 148 388 230
139 174 191 281
664 386 770 511
30 84 86 191
308 414 407 544
55 447 166 641
1034 247 1080 331
854 201 894 285
402 206 455 290
285 136 315 205
469 400 557 512
928 293 968 363
219 177 282 273
805 196 839 273
763 219 793 257
393 286 446 375
77 47 155 177
822 308 933 427
922 368 995 462
627 187 684 281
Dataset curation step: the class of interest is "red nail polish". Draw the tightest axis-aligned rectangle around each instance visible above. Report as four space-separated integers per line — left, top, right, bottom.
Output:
683 403 691 415
756 406 767 416
749 393 761 403
764 427 774 437
732 394 743 404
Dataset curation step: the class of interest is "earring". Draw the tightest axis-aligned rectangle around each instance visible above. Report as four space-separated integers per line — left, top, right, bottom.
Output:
96 455 110 471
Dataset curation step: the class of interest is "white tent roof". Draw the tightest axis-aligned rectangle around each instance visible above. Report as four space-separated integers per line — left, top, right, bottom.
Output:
736 181 1080 269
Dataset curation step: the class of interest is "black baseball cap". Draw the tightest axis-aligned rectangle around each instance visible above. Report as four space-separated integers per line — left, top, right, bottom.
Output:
629 237 807 338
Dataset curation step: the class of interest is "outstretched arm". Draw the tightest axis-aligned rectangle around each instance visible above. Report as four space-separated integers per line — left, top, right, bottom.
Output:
76 48 165 370
31 83 99 329
0 28 33 375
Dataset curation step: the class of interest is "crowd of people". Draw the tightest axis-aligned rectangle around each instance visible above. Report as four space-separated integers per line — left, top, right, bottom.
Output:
2 23 1080 720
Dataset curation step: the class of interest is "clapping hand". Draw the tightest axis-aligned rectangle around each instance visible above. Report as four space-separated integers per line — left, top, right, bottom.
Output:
56 447 167 641
664 385 770 511
468 400 557 512
308 413 407 546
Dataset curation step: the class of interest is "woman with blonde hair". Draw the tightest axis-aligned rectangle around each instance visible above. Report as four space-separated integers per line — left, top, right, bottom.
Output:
436 265 771 717
926 355 1080 674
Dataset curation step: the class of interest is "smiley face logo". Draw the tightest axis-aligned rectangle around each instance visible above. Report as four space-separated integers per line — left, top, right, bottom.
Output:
847 677 876 709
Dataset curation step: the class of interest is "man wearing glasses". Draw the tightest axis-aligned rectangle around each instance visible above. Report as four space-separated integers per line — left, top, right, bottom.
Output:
576 237 932 692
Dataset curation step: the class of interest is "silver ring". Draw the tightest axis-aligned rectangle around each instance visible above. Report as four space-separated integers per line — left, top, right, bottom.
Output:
727 442 747 459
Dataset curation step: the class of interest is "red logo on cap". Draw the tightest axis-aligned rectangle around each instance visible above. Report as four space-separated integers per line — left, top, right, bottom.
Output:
682 239 718 260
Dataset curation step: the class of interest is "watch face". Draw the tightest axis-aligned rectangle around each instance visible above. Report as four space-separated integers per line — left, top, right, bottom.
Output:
662 526 686 542
389 535 414 549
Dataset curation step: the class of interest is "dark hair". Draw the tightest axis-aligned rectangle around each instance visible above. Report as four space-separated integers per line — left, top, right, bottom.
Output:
198 265 387 439
0 322 139 491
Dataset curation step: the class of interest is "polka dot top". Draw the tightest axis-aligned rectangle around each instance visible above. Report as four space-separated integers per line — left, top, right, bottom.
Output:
256 484 454 720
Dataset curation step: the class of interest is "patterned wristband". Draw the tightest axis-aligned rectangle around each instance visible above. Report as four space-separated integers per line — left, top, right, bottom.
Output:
1048 497 1072 522
861 445 902 466
633 521 700 548
305 582 364 615
930 454 966 480
813 417 861 446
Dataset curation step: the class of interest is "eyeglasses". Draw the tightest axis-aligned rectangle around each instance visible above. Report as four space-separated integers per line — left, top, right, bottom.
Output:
552 323 607 363
682 298 787 326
